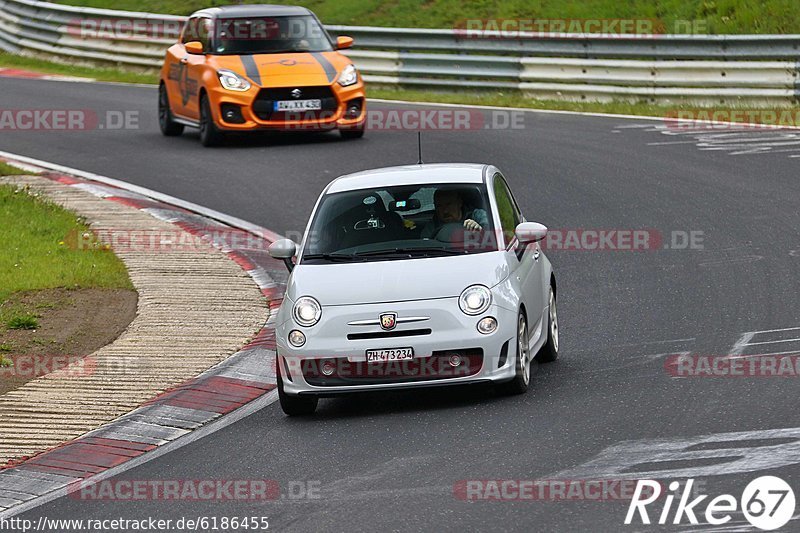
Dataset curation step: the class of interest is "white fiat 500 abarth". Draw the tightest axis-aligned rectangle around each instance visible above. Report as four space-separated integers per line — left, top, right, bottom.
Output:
269 163 558 415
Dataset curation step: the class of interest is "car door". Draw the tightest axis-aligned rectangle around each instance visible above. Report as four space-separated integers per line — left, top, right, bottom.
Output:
492 173 546 339
164 17 196 118
165 16 207 120
181 16 212 120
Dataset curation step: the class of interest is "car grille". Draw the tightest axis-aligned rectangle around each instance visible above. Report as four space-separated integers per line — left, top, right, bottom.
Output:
346 329 432 341
252 86 338 121
303 349 483 387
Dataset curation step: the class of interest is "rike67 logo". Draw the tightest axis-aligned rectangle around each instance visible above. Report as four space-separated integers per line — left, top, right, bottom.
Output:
625 476 796 530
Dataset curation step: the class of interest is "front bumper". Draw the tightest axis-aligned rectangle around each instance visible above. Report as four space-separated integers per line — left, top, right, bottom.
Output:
276 299 520 396
207 81 365 132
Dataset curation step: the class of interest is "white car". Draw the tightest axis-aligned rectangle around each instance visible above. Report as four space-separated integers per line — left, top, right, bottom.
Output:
269 163 558 415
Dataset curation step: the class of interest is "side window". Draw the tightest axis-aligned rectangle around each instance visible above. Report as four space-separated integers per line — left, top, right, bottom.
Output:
181 17 198 44
196 18 212 50
492 174 521 246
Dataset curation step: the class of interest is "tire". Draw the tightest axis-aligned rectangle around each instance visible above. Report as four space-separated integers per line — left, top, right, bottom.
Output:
199 93 224 147
340 125 364 140
535 285 559 363
497 312 531 395
277 364 318 416
158 84 184 137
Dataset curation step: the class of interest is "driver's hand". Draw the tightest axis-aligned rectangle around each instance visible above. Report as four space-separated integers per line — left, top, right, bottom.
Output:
463 219 482 231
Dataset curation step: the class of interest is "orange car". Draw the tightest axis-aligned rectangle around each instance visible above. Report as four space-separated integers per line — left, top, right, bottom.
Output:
158 5 366 146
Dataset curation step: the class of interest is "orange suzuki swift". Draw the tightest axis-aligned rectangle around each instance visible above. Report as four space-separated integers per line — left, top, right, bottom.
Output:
159 5 366 146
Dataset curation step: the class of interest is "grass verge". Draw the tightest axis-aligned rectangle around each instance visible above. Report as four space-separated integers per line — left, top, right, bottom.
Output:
0 161 34 177
0 179 134 303
0 168 136 384
52 0 800 34
0 52 157 85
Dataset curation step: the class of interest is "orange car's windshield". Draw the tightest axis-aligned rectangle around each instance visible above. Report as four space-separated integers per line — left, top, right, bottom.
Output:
211 16 333 55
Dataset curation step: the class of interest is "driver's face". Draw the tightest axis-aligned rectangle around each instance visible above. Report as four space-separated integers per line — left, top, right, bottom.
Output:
436 193 463 223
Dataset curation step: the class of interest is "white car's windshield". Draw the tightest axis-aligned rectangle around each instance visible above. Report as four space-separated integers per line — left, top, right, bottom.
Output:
302 184 498 262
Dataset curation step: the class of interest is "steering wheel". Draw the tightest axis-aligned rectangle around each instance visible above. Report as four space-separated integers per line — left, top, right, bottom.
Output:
433 222 466 243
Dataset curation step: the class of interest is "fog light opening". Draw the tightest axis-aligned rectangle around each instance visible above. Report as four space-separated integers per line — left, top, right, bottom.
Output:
345 98 363 119
288 330 306 347
477 316 498 335
220 103 245 124
448 354 462 368
320 359 336 376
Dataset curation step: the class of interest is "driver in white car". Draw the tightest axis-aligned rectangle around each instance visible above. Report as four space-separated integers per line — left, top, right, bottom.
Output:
421 188 490 238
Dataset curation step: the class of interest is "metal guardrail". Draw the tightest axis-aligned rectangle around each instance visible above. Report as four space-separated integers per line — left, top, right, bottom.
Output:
1 0 798 105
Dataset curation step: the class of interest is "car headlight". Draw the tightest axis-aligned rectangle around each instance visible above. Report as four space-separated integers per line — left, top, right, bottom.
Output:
459 285 492 316
292 296 322 327
337 64 358 87
217 69 251 91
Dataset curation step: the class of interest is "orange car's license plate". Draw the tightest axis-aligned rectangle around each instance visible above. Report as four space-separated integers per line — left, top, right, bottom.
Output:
274 99 322 111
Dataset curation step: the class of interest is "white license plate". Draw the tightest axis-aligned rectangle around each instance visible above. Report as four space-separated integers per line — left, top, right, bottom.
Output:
274 99 322 111
365 348 414 362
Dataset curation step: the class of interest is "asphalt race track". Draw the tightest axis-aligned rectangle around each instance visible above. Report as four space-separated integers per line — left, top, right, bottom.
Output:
3 76 800 531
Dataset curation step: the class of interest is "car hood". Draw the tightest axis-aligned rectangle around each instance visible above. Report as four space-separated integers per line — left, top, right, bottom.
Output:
287 252 510 306
211 51 347 88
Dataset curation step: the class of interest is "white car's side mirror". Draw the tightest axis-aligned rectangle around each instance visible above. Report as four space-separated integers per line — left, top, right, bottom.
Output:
268 239 297 271
515 222 548 244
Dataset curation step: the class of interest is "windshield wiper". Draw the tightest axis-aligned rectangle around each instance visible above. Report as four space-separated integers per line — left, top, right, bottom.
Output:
302 253 364 262
353 247 469 257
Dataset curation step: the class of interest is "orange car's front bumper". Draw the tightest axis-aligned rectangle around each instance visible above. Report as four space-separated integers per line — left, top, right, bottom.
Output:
205 81 365 132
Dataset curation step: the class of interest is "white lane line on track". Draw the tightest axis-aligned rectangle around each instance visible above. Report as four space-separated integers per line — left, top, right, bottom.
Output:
745 337 800 346
726 350 800 359
552 426 800 481
727 327 800 358
729 332 757 356
6 72 790 127
749 326 800 335
643 350 691 361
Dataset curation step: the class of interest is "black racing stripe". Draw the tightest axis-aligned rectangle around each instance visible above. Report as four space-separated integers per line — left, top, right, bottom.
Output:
240 55 261 86
311 52 337 83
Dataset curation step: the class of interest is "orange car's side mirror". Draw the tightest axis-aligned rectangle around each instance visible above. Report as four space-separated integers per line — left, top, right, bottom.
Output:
336 36 354 50
185 41 204 55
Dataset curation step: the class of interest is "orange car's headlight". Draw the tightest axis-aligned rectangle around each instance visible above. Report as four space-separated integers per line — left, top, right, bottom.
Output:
337 64 359 87
218 69 251 92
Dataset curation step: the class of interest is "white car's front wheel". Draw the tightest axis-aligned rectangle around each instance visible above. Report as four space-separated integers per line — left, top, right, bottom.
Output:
498 312 530 395
535 285 559 363
278 366 318 416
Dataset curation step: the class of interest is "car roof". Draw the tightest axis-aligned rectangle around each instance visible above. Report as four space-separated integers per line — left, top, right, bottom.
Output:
326 164 490 194
192 5 313 19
